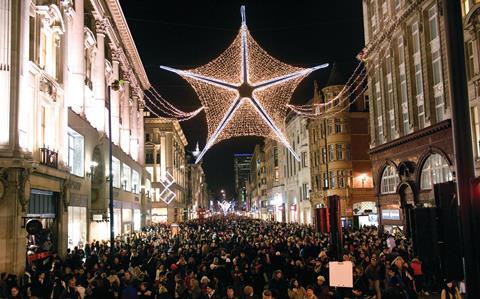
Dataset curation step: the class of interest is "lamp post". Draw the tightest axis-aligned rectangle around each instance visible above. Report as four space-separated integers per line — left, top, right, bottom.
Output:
443 1 479 297
108 78 124 256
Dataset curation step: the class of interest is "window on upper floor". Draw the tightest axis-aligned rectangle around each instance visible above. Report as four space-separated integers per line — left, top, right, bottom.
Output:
328 144 335 162
301 152 308 168
471 106 480 159
380 165 399 194
329 171 336 189
466 41 475 80
338 170 347 188
420 154 453 190
335 119 342 133
30 8 64 81
145 133 151 142
122 164 132 192
132 170 140 194
336 144 343 160
145 151 154 164
67 128 84 177
346 144 351 160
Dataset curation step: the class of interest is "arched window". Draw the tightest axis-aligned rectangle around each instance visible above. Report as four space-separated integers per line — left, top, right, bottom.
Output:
381 165 399 194
420 153 452 190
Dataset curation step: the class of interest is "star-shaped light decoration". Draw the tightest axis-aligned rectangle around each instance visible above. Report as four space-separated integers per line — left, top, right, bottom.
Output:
161 6 328 163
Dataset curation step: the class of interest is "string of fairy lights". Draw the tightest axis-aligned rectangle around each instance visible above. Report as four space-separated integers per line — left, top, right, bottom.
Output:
142 0 424 161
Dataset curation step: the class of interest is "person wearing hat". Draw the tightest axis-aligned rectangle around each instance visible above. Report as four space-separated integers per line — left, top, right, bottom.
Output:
313 276 328 299
388 256 417 299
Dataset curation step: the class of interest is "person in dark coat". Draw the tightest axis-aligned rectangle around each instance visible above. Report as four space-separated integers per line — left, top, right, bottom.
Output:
269 270 288 299
60 277 80 299
30 272 51 299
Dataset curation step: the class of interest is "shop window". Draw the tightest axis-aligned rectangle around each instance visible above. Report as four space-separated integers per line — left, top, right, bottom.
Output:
68 206 87 249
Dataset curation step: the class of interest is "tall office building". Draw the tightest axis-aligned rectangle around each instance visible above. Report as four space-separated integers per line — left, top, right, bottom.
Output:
234 153 253 209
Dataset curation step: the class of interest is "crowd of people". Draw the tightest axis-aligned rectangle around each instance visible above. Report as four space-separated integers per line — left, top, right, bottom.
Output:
0 216 463 299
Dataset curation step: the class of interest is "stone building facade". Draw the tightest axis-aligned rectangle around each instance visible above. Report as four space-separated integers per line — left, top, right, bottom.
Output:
308 65 374 227
284 112 313 225
362 0 455 232
144 116 188 223
247 143 267 219
0 0 149 274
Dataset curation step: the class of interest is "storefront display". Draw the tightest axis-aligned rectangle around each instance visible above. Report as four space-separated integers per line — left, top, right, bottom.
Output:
68 206 87 249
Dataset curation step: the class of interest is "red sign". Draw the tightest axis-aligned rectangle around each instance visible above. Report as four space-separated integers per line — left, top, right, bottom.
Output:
27 251 50 262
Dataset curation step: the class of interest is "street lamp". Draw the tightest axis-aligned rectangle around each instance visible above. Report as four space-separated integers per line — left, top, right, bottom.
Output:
107 83 115 257
86 161 98 178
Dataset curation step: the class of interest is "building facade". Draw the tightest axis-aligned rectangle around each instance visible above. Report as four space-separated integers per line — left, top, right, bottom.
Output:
284 112 313 225
144 116 188 223
463 1 480 176
0 0 149 274
362 0 455 233
233 153 252 210
264 138 286 222
186 160 208 219
247 143 267 218
308 66 375 228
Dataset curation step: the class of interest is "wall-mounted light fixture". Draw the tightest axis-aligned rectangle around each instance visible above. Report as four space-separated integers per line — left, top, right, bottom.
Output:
360 173 368 188
122 176 128 191
86 161 98 178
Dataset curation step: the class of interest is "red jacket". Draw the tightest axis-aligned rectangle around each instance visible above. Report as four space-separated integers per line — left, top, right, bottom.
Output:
410 260 423 276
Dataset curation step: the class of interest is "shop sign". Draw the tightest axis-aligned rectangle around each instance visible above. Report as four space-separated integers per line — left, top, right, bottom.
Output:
382 209 400 220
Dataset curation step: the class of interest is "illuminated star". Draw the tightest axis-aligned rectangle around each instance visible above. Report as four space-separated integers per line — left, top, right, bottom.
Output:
161 6 328 163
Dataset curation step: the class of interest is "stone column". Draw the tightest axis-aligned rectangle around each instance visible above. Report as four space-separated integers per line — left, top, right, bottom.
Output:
0 168 29 275
111 53 120 145
130 90 138 161
138 99 145 165
67 0 84 113
160 135 166 179
121 80 130 154
93 20 106 132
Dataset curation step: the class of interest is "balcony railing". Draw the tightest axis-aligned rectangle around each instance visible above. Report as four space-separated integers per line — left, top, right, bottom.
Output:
39 147 58 168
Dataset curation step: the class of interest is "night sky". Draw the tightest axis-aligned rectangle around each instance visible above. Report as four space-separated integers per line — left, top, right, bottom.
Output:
118 1 364 196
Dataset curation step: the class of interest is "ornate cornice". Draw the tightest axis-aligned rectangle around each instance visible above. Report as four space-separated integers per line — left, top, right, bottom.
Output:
368 120 452 155
104 0 151 90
